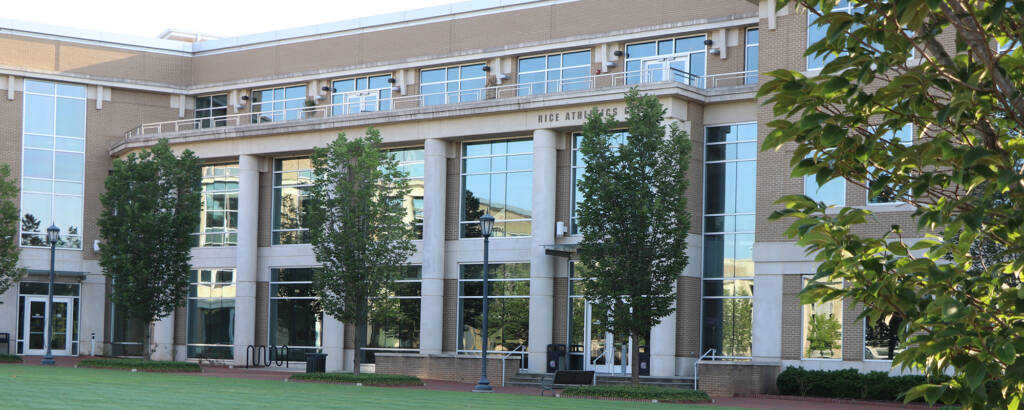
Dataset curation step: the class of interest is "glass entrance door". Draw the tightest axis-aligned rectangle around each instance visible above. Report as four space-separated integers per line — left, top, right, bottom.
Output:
582 301 632 374
23 296 72 356
641 56 690 84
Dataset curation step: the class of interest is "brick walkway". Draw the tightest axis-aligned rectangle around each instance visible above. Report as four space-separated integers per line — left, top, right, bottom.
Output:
16 357 936 409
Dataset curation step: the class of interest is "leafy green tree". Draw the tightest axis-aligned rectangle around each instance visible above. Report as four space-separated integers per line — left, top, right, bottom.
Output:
0 164 22 296
806 313 842 358
308 128 415 375
762 0 1024 407
98 139 201 360
576 88 693 386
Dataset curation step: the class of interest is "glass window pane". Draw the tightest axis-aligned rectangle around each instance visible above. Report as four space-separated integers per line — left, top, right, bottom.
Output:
53 197 82 235
54 182 82 195
24 134 52 149
55 137 85 152
506 172 532 219
25 94 55 135
802 278 843 359
805 175 846 206
56 84 86 98
23 178 52 193
55 98 84 137
626 42 656 59
25 80 55 95
462 64 485 78
563 51 590 67
421 68 445 84
746 29 759 44
24 149 53 179
53 152 84 181
658 40 673 55
21 193 51 233
676 36 706 53
519 56 546 72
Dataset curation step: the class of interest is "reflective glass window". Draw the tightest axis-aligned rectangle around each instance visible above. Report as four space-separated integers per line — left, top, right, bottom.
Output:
194 163 239 247
570 131 628 234
420 63 486 106
187 269 236 359
389 148 425 239
251 85 307 123
194 95 228 129
364 266 422 363
807 3 864 70
273 158 313 245
331 74 392 115
20 79 85 249
460 139 533 238
745 28 759 84
517 50 592 96
864 314 904 360
269 268 322 361
625 35 706 87
457 263 529 362
802 276 843 359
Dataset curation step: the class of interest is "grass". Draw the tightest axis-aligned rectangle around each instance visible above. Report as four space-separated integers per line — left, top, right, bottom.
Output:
290 372 423 385
0 353 23 363
562 385 710 402
0 365 740 409
77 358 201 372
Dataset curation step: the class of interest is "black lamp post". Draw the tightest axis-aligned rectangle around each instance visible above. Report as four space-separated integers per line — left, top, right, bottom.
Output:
473 214 495 393
41 224 59 365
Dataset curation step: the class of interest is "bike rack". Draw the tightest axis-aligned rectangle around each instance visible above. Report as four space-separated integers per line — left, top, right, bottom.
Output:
245 345 289 368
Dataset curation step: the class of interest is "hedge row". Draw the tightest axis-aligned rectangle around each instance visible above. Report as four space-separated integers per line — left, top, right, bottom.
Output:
0 353 22 363
77 358 201 372
561 385 710 402
776 367 949 401
290 372 424 386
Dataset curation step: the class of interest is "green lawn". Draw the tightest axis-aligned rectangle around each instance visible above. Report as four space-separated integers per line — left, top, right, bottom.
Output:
0 365 734 409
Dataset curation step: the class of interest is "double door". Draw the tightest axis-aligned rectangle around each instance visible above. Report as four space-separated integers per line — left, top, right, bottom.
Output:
641 56 700 87
582 301 633 374
23 296 73 356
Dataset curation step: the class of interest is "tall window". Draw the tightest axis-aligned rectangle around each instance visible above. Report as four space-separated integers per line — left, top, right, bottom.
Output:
389 148 425 239
272 158 312 245
187 269 236 359
625 35 706 87
868 124 913 204
420 64 486 106
365 265 422 363
570 131 628 235
745 28 759 84
807 2 864 70
252 85 306 123
517 50 591 96
269 268 322 361
332 74 392 115
16 282 80 355
865 314 904 360
802 276 843 359
460 139 533 238
110 302 144 357
194 95 227 129
702 123 757 359
20 79 86 249
194 163 238 247
457 263 529 361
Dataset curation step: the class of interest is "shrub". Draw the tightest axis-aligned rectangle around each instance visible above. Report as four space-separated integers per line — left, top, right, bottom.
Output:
77 358 200 372
289 372 423 386
776 367 949 401
0 353 22 363
561 385 710 402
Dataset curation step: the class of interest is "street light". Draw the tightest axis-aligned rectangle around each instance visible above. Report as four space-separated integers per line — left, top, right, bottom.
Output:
473 214 495 393
41 224 59 365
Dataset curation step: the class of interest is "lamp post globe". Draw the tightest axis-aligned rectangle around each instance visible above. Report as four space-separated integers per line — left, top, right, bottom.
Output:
473 214 495 392
41 224 59 365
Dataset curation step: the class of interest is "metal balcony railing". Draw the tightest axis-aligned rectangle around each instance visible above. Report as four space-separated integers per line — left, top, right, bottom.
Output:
122 69 757 139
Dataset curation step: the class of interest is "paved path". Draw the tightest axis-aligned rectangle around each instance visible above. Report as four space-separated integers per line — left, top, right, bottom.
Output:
18 357 936 409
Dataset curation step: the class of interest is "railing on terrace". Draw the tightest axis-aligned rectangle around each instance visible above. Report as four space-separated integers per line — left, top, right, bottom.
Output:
123 69 757 139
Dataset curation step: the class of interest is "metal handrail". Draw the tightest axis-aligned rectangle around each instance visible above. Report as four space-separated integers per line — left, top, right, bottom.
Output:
121 68 759 140
500 344 527 387
693 348 716 390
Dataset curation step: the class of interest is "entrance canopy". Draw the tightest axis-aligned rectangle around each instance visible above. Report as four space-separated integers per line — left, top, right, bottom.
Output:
542 243 579 259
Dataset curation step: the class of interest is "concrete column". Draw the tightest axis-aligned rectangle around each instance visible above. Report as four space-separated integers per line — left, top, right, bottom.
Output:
323 315 345 372
232 154 259 365
420 138 447 355
752 274 783 362
650 281 677 376
151 312 175 361
528 129 557 372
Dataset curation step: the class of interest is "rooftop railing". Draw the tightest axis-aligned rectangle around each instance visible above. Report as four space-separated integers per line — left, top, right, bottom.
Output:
123 68 757 139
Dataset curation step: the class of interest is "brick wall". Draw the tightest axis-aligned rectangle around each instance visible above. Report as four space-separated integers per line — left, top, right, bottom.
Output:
842 298 864 361
555 141 571 229
698 362 780 397
174 305 187 346
375 353 521 385
780 274 802 360
442 278 458 352
676 275 700 357
255 281 268 345
258 170 271 247
551 276 568 346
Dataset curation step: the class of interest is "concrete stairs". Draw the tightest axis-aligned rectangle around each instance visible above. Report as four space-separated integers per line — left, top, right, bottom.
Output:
505 372 696 389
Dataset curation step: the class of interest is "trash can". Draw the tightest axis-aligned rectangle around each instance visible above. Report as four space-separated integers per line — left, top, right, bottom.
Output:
546 344 567 373
637 345 650 376
305 352 327 373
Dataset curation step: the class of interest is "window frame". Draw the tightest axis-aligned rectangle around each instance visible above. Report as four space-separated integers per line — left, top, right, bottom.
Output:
806 2 864 71
363 265 423 360
331 74 393 115
700 122 758 360
800 275 845 360
20 79 87 250
194 94 228 129
387 147 425 240
516 49 593 96
455 262 530 361
863 314 906 362
186 268 237 360
744 28 759 84
866 124 914 206
419 63 487 106
268 266 323 359
624 34 708 87
250 84 307 123
271 157 314 245
458 137 534 238
193 162 239 247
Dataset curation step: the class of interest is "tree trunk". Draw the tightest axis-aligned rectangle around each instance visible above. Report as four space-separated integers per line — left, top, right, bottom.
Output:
352 318 362 376
631 329 640 387
144 321 153 361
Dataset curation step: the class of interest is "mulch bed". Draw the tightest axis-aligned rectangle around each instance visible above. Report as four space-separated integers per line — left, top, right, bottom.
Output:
735 393 949 409
558 394 713 404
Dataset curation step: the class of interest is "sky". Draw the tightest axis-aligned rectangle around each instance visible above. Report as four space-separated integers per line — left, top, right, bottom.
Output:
7 0 459 39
